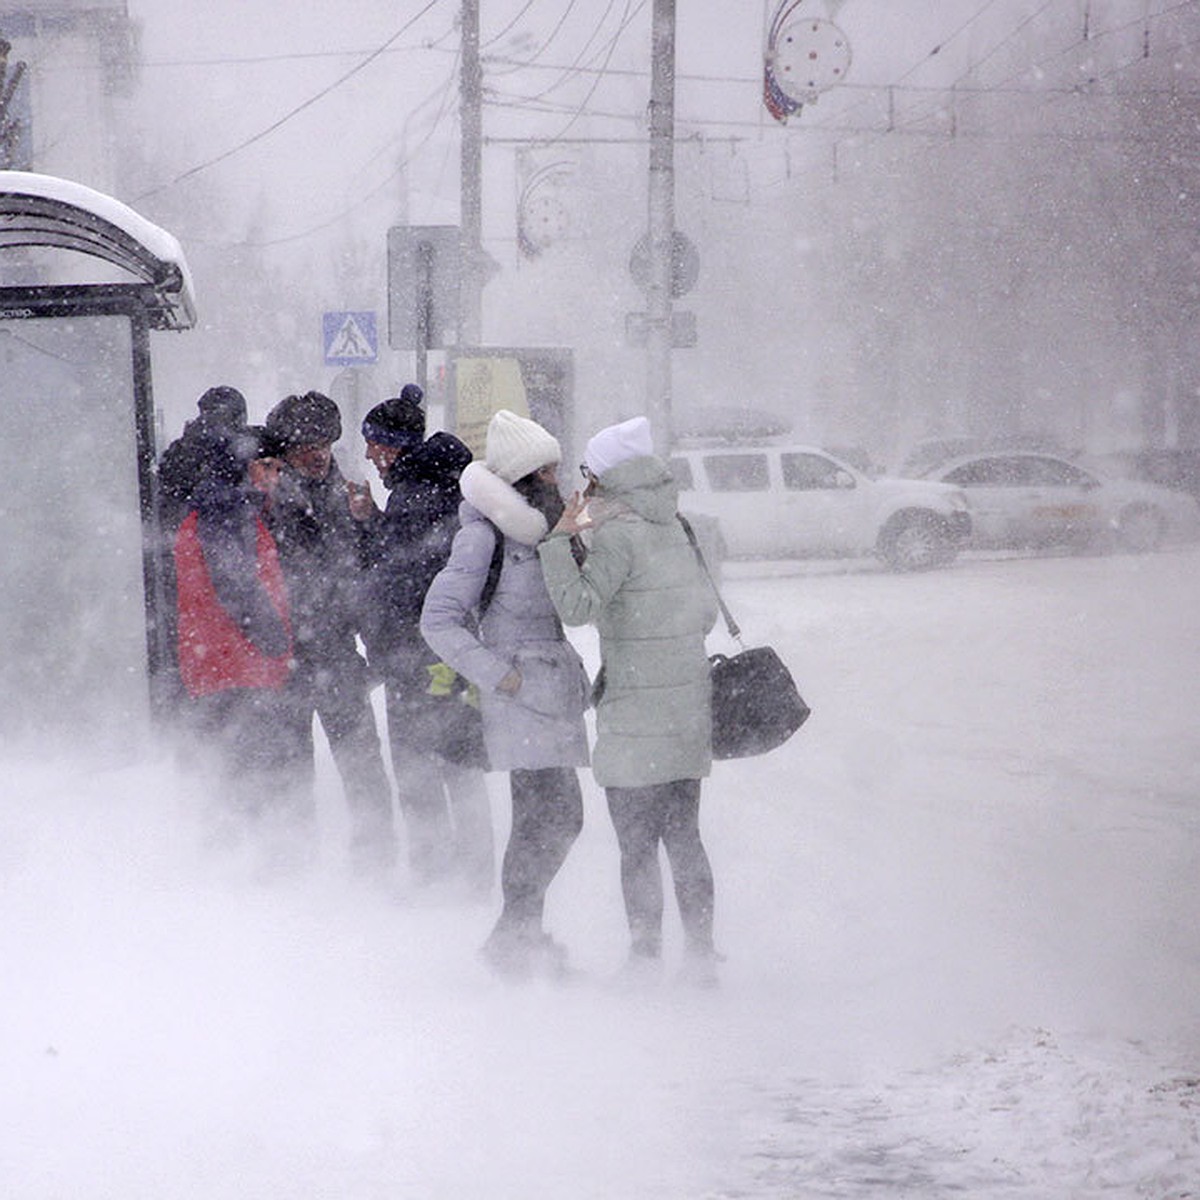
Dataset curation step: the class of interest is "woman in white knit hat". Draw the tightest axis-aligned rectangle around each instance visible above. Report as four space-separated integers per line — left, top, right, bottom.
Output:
537 415 721 987
421 410 590 981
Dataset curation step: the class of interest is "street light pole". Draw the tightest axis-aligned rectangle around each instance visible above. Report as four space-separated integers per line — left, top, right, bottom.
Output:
460 0 483 347
645 0 676 452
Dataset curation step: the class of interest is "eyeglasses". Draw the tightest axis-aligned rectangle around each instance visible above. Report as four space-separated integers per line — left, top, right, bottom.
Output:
579 463 597 482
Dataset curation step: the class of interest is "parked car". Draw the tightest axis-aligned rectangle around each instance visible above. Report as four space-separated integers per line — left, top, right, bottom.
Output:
895 433 1075 479
915 451 1200 553
667 442 971 570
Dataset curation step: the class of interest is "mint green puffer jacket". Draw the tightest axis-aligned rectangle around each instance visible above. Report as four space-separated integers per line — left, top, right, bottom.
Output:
538 454 718 788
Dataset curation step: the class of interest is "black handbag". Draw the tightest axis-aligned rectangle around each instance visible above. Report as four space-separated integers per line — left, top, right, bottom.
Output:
679 517 811 760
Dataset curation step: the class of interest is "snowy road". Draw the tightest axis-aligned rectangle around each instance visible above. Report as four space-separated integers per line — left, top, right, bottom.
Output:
3 545 1198 1198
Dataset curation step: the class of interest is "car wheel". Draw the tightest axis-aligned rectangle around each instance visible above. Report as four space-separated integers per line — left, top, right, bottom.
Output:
878 511 955 572
1116 504 1164 553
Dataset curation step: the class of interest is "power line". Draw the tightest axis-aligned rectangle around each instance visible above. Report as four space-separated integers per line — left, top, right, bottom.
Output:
132 0 446 203
486 0 585 77
132 45 433 69
481 0 541 49
535 0 647 144
802 0 1014 135
516 0 624 102
811 1 1199 170
168 60 461 250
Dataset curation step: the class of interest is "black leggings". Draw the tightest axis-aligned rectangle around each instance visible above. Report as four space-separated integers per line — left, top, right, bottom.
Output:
494 767 583 934
606 779 714 958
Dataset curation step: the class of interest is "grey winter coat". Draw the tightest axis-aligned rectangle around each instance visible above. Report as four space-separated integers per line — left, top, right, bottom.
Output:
420 461 590 772
537 454 717 788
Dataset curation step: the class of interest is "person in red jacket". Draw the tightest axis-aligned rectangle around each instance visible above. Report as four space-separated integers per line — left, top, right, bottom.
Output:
174 427 310 854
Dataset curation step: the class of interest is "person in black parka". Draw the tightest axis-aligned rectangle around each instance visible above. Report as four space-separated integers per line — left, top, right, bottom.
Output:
263 390 397 876
158 385 250 531
353 385 494 897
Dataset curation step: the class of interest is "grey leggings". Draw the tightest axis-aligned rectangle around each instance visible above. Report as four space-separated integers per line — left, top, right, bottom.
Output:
606 778 714 958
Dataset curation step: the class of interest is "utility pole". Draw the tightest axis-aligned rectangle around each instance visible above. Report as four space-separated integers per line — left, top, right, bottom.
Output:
645 0 676 452
460 0 484 347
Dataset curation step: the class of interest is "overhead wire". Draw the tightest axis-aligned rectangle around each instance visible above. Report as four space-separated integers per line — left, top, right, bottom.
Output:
175 57 461 250
820 0 1200 189
530 0 646 144
485 0 585 77
910 0 1199 143
800 0 1014 135
482 0 647 117
813 0 1071 136
481 0 541 49
806 0 1193 178
508 0 624 102
132 0 446 204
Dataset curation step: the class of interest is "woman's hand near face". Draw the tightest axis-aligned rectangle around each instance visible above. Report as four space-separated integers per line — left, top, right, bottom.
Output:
549 491 592 538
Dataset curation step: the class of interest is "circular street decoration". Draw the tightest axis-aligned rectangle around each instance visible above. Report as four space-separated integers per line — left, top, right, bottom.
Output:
768 17 851 107
517 159 576 258
629 230 700 299
519 191 571 257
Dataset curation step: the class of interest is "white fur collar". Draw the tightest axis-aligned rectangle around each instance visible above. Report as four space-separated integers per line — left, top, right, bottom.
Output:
459 461 549 545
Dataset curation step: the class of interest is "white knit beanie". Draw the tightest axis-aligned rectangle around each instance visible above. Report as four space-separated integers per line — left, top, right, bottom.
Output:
584 416 654 477
485 409 562 484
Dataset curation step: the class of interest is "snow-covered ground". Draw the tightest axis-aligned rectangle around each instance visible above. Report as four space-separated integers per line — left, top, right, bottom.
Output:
3 545 1198 1198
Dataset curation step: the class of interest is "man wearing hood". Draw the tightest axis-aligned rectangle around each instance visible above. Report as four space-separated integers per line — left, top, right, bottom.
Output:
263 389 396 876
354 385 493 896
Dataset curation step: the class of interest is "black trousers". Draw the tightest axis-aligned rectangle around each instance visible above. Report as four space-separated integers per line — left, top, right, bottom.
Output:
606 778 714 958
187 687 311 822
286 653 396 867
494 767 583 935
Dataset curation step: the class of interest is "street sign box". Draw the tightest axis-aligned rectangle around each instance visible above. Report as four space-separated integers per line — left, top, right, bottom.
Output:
625 309 697 349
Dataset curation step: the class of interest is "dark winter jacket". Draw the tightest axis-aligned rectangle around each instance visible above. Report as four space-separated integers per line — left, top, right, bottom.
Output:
264 456 367 672
174 476 291 698
360 432 473 681
158 415 248 530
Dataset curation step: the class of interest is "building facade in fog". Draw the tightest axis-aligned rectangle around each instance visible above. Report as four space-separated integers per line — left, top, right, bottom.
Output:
0 1 135 189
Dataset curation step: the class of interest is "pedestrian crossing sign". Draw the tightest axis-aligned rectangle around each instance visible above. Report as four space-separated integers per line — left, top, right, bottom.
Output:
323 310 378 365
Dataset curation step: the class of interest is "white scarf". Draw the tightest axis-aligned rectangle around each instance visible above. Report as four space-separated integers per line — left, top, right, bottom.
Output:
459 461 549 546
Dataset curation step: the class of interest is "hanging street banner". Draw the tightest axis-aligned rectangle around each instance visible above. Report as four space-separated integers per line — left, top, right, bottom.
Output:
323 310 378 366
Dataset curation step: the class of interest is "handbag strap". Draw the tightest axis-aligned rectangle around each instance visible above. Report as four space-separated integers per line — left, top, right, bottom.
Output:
677 514 741 643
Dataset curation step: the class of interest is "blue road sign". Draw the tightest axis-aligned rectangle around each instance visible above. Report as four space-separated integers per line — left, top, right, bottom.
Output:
323 311 378 366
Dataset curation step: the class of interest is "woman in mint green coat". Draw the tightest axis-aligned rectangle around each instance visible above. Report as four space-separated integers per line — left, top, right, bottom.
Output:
537 417 721 985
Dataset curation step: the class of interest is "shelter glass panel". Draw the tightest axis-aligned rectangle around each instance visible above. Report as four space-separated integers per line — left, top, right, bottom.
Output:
0 314 148 754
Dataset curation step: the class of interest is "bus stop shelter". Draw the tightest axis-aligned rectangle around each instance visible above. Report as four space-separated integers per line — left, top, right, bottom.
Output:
0 171 195 757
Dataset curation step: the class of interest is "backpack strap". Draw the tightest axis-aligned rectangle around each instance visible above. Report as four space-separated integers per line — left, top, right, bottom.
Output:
477 520 505 615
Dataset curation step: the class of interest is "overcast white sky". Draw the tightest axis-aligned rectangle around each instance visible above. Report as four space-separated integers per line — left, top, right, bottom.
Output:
123 1 1001 252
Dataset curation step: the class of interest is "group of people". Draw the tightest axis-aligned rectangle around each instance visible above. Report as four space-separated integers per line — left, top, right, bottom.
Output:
159 383 722 985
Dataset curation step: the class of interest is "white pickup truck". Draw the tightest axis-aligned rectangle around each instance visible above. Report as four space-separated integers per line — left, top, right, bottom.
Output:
669 442 971 571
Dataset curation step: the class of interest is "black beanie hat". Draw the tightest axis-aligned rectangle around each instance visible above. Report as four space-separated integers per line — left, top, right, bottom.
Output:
361 384 426 451
197 385 247 428
265 390 342 449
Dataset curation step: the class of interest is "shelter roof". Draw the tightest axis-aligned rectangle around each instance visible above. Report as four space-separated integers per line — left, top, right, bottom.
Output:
0 171 196 330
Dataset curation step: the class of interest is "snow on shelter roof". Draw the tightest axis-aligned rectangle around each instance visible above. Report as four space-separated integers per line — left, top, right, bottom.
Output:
0 171 196 330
